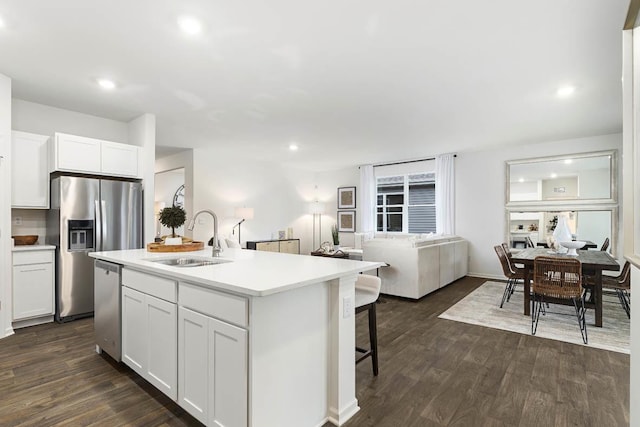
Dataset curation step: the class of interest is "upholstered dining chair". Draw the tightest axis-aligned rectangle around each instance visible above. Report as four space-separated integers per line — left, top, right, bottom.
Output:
494 245 525 308
355 274 381 376
600 238 610 252
602 261 631 318
532 256 587 344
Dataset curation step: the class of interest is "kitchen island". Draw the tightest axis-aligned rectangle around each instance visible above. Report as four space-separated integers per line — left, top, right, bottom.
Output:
89 248 383 427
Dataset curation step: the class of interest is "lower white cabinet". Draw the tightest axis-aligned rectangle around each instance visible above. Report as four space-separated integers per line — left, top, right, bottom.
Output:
178 306 248 427
122 285 177 400
12 249 54 321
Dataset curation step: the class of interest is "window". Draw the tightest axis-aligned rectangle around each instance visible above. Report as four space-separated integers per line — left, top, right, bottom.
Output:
376 173 435 233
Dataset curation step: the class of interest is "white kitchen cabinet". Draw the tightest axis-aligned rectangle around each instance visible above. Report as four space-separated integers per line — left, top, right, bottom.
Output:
178 306 248 427
122 269 177 400
101 140 139 177
178 282 248 426
51 132 140 178
12 249 54 321
11 131 50 208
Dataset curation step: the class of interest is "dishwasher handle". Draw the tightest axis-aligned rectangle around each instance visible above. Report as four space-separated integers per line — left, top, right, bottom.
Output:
95 260 121 275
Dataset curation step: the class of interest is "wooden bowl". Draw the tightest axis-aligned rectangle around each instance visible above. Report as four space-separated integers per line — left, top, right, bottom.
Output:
13 235 38 245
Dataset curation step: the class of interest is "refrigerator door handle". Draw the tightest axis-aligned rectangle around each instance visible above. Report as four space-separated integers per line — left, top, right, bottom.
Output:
101 200 108 250
95 200 102 251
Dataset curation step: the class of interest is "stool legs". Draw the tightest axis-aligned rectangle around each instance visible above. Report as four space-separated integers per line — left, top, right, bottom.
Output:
356 302 379 376
368 302 379 376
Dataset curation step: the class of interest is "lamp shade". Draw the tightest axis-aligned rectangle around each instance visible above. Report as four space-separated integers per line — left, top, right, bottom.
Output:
235 207 254 220
154 201 166 215
308 201 325 214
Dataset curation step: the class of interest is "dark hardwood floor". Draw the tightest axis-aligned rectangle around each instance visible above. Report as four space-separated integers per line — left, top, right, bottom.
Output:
0 276 629 426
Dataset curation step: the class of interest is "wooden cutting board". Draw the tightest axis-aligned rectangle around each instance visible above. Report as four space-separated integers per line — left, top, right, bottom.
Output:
146 241 205 252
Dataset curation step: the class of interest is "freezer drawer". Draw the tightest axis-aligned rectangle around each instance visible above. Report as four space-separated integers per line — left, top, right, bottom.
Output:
95 260 122 361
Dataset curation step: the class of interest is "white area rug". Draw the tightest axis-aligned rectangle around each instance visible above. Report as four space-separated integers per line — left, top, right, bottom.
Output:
439 281 630 354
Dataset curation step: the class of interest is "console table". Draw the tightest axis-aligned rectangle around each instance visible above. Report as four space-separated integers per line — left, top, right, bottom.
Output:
246 239 300 254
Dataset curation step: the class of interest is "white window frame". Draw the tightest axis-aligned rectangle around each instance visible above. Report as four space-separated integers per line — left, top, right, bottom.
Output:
376 173 436 233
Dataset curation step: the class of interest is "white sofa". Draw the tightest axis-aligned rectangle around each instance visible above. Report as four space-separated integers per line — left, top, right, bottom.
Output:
362 234 468 299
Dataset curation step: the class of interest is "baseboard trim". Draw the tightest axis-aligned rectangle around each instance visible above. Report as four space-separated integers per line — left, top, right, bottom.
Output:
327 400 360 426
468 273 504 281
12 315 54 330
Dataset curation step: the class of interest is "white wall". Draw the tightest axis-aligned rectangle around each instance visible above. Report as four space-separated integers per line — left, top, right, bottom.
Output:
0 74 12 338
192 148 360 253
155 169 185 237
127 114 156 244
12 99 129 143
156 150 194 239
10 209 47 245
456 133 622 279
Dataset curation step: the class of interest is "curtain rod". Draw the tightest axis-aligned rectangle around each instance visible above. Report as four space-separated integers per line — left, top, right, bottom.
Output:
363 154 457 168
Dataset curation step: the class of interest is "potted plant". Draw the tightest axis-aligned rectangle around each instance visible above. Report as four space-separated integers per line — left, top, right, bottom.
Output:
331 224 340 248
159 206 187 239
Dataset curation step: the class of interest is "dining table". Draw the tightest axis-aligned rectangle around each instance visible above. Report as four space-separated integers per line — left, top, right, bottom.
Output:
511 247 620 327
535 240 598 249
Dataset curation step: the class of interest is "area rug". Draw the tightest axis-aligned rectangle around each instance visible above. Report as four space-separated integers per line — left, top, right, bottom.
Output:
439 281 630 354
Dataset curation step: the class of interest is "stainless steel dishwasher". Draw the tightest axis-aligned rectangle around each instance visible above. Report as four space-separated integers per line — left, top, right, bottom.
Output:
94 260 122 361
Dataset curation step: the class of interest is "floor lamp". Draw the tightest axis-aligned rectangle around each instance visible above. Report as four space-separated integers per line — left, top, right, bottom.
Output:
309 201 325 250
233 207 254 247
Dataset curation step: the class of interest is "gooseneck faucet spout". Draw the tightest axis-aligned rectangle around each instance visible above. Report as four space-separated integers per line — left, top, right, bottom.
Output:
187 209 222 257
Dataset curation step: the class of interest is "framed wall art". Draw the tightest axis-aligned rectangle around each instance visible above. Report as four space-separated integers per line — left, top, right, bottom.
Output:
337 210 356 232
337 186 356 209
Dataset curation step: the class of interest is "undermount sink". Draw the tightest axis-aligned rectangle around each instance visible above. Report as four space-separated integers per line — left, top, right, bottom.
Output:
147 257 231 267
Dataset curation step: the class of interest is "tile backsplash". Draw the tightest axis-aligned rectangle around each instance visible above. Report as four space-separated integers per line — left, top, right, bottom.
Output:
11 209 47 245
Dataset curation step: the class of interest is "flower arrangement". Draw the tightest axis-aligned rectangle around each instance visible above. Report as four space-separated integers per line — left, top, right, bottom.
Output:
331 224 339 246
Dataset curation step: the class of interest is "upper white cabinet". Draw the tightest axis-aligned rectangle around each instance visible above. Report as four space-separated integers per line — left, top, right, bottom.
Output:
11 131 50 208
51 132 140 178
101 140 139 177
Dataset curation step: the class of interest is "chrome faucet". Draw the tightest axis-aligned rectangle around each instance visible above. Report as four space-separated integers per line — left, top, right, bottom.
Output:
187 209 223 257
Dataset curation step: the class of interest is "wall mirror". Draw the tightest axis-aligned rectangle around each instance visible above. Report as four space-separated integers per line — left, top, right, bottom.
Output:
506 150 617 206
505 208 617 256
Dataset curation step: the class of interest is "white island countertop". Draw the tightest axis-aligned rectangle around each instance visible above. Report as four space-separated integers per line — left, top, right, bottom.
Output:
89 248 383 297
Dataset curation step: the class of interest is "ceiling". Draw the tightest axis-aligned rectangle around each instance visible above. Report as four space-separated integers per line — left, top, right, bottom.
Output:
0 0 630 171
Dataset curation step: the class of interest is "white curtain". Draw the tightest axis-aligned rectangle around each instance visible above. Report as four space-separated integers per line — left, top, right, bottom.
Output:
359 164 376 235
435 153 455 235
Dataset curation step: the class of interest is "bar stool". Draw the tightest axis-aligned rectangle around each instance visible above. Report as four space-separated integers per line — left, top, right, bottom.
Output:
355 274 381 376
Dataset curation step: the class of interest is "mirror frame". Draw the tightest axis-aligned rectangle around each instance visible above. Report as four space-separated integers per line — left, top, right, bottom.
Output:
505 150 618 207
504 206 619 258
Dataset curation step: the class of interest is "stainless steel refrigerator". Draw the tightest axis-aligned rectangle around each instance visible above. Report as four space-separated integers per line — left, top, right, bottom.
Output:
47 175 143 322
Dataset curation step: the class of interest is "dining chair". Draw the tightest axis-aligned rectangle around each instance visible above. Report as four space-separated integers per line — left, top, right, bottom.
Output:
600 238 610 252
532 256 587 344
602 261 631 318
355 274 381 376
525 236 535 248
501 242 512 258
494 245 525 308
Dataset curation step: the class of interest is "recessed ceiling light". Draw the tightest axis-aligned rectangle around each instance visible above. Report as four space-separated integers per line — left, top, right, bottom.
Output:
289 143 299 151
518 178 524 183
564 159 573 164
97 78 116 90
178 16 202 35
556 85 575 98
550 173 558 178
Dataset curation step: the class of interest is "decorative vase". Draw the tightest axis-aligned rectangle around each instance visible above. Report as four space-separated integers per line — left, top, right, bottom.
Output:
552 215 572 254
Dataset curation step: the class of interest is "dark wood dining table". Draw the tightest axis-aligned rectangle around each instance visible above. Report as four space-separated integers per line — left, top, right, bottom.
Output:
511 248 620 327
536 240 598 249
